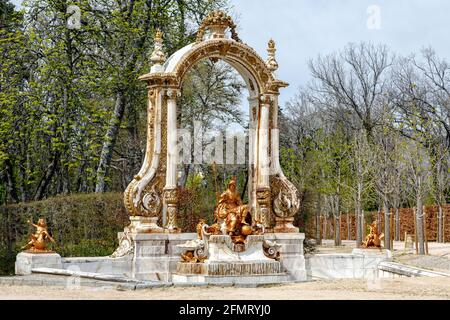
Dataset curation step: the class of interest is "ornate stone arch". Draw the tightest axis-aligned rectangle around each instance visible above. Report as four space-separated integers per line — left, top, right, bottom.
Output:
123 11 299 234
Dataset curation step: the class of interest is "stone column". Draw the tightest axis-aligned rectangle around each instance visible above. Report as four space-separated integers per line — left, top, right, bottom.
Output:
248 96 259 218
269 93 280 229
270 94 282 174
256 94 272 228
164 89 180 233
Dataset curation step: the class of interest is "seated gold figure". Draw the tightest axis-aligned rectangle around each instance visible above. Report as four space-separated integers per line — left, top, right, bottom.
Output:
363 220 384 248
22 218 55 252
214 177 252 242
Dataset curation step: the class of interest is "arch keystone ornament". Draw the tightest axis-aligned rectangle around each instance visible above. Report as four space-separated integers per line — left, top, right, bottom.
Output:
122 10 300 235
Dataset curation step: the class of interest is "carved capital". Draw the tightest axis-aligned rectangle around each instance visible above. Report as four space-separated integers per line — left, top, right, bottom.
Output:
165 88 181 100
256 187 271 206
259 94 274 105
163 188 179 205
164 187 180 233
256 187 271 229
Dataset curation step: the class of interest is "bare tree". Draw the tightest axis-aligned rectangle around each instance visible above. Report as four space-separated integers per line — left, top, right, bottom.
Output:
404 139 431 255
308 42 393 138
349 129 373 247
392 50 450 243
283 89 325 243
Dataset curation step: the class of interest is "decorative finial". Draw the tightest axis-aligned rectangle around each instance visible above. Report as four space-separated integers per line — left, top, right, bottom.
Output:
196 10 241 43
266 39 279 73
150 29 167 73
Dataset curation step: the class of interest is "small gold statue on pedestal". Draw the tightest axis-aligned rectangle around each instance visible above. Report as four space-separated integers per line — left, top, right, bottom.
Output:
22 218 55 253
214 177 254 243
362 220 384 248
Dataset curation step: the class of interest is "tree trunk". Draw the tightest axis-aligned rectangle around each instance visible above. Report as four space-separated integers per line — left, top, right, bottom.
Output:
316 194 322 244
179 164 191 188
423 205 429 254
438 205 443 243
5 159 19 202
415 197 425 255
34 152 60 201
95 91 127 193
395 207 400 241
377 205 382 235
361 209 365 242
240 170 249 201
356 183 362 247
335 211 341 246
75 159 88 192
383 198 390 250
334 183 341 246
347 212 350 240
4 158 19 203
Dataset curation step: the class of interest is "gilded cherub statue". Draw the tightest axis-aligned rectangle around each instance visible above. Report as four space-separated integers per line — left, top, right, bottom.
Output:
362 220 384 248
22 218 55 252
214 177 253 242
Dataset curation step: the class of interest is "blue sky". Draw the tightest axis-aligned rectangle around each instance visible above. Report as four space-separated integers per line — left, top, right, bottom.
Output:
229 0 450 105
12 0 450 107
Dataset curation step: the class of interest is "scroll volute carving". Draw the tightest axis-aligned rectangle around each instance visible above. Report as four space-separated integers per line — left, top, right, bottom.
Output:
123 87 165 218
268 174 300 233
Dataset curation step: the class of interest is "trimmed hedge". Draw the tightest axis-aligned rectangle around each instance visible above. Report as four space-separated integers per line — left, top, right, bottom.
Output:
0 193 128 275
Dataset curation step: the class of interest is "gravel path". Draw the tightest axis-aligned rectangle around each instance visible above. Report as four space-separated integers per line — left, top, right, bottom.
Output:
1 277 450 300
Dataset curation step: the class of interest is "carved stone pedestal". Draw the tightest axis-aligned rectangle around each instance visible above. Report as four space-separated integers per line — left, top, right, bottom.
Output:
130 233 195 281
15 252 62 275
129 216 163 234
173 233 307 284
264 233 306 281
273 217 299 233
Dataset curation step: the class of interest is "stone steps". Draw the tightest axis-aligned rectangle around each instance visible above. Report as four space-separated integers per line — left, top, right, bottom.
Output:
377 261 450 278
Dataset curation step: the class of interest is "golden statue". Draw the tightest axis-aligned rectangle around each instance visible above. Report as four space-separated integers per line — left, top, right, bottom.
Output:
196 219 221 239
22 218 55 252
363 220 384 248
196 218 206 239
214 177 253 242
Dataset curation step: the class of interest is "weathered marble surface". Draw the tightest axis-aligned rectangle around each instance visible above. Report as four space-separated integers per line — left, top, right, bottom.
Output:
172 273 291 285
62 256 132 277
15 232 307 284
31 267 141 283
15 252 62 275
176 260 282 276
305 249 392 280
264 233 306 281
130 233 197 281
